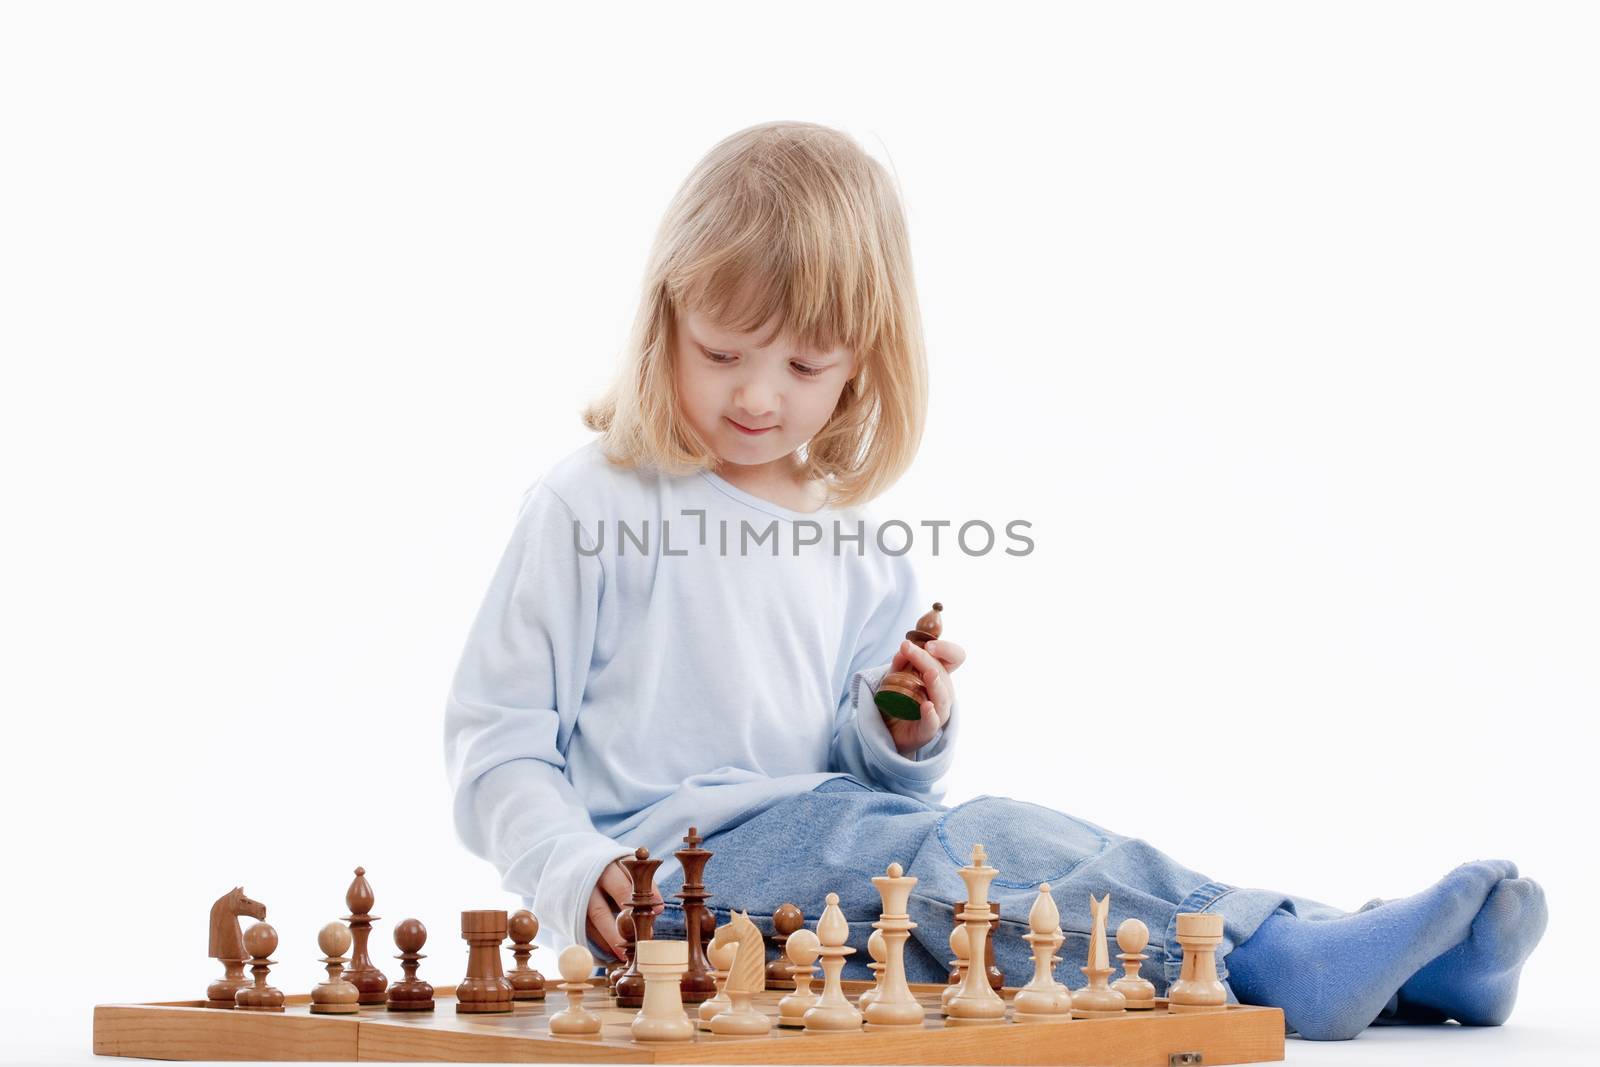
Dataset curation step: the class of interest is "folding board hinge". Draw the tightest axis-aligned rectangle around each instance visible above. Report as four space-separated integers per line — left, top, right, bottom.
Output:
1169 1054 1203 1066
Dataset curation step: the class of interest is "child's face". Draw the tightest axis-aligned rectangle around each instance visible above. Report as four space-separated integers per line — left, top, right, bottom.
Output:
673 307 857 472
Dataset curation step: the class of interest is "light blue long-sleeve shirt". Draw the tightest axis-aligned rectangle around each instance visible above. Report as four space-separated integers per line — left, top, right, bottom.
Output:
442 439 958 953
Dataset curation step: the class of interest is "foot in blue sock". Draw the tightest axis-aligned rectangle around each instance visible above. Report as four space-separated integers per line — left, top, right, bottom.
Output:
1392 877 1547 1026
1225 859 1518 1041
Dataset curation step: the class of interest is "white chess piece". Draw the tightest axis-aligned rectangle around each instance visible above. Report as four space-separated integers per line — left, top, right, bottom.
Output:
1071 893 1128 1018
1168 913 1227 1013
946 844 1007 1025
803 893 863 1031
858 928 886 1010
548 945 601 1036
1111 918 1156 1010
941 924 968 1015
697 925 735 1028
631 940 694 1041
710 911 772 1035
865 862 923 1027
1013 883 1070 1024
778 928 821 1028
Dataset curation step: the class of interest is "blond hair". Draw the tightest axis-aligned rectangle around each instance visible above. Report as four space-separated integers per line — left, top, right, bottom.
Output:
581 120 927 509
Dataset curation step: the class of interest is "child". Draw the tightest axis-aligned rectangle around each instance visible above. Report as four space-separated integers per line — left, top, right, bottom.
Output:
442 120 1546 1041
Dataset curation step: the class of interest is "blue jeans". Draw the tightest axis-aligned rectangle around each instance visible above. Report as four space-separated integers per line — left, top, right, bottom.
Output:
650 777 1348 995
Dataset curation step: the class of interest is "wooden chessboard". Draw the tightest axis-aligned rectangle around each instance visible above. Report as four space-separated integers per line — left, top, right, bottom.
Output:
94 980 1286 1065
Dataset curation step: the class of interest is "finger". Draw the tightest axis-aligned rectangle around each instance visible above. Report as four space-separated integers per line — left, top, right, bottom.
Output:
598 862 633 907
586 898 626 960
906 642 946 687
927 640 966 672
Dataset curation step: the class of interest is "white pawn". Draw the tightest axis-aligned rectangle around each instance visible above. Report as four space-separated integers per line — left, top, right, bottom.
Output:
549 945 601 1036
778 928 821 1028
697 925 735 1028
803 893 863 1031
941 925 968 1016
858 928 886 1010
310 922 359 1015
1112 918 1156 1010
1013 884 1070 1024
632 940 694 1042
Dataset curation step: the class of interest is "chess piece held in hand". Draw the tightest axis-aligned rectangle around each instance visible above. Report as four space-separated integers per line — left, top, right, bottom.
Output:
874 601 944 721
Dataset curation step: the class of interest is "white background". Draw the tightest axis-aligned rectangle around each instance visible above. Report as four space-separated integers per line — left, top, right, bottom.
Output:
2 2 1594 1064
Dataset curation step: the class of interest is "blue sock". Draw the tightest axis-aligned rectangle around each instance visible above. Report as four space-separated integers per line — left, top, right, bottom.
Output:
1391 877 1547 1026
1224 859 1517 1041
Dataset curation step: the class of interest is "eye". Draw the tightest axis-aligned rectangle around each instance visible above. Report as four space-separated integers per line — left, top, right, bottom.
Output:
702 348 735 365
791 362 824 378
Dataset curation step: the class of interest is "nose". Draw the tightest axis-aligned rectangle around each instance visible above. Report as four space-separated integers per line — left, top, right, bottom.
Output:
733 376 778 420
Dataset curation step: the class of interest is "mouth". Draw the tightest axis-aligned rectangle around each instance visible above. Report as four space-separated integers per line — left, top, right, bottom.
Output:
727 418 777 435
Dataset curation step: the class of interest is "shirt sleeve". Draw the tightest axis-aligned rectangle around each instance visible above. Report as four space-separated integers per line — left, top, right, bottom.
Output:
442 480 631 953
828 552 959 804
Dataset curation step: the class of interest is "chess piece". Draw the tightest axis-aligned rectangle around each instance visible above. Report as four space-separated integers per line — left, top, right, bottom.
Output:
1072 893 1127 1018
1013 883 1070 1023
607 909 633 992
941 925 968 1015
549 944 601 1036
803 893 863 1031
342 867 388 1005
1168 912 1227 1013
946 845 1006 1025
948 899 1005 991
865 862 923 1027
387 917 435 1012
234 922 285 1012
675 827 717 1003
698 925 736 1028
858 928 885 1010
310 921 360 1015
456 909 513 1013
1112 918 1156 1010
507 910 546 1000
614 847 662 1009
710 911 772 1035
632 940 695 1041
874 602 945 720
778 927 821 1028
207 886 265 1008
767 902 804 990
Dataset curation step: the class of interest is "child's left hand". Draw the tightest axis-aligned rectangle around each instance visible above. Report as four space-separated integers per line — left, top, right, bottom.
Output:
882 638 965 754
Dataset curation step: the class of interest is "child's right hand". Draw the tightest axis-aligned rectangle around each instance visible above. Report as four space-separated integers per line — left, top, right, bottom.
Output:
586 857 664 961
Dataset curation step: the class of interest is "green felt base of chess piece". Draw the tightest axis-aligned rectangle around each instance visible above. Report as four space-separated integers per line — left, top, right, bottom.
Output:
875 689 922 721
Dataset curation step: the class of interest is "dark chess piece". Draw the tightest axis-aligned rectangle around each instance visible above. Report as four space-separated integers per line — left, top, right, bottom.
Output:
606 908 633 993
766 903 805 990
456 910 513 1014
206 885 266 1008
676 826 717 1004
508 909 546 1000
234 922 285 1012
386 917 435 1012
613 847 662 1009
343 866 388 1005
874 602 945 721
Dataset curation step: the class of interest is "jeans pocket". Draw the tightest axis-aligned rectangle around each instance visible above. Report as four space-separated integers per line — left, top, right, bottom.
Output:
934 795 1110 889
